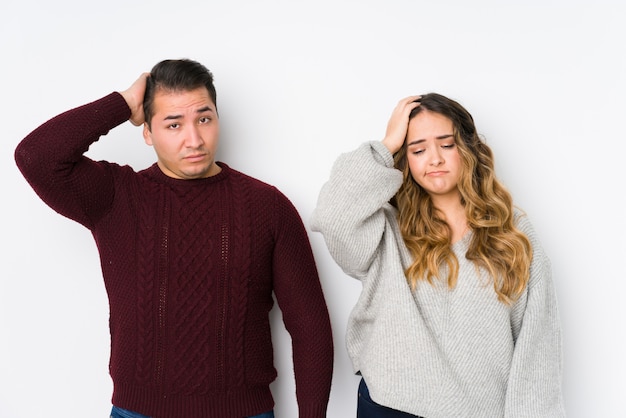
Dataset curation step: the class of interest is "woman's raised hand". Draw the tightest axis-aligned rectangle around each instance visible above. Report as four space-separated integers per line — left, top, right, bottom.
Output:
381 95 421 154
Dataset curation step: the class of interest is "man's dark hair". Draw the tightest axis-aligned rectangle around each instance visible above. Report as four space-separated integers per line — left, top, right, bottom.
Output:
143 59 217 129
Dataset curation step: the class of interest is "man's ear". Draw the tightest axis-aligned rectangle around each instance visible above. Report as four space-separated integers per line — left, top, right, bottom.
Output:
143 122 153 146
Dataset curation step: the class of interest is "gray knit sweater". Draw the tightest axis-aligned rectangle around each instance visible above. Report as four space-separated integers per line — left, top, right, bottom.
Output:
311 141 565 418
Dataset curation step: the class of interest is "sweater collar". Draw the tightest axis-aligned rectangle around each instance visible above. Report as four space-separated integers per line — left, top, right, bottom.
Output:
144 161 231 186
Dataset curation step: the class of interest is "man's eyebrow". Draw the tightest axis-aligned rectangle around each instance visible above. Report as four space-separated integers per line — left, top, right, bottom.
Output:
407 134 454 146
196 106 214 114
162 106 215 121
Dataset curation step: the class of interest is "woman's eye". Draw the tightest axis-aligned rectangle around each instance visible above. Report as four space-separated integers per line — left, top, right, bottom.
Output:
442 143 456 149
412 149 424 155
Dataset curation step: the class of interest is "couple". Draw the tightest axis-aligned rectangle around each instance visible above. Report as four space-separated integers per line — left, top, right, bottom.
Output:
15 58 565 418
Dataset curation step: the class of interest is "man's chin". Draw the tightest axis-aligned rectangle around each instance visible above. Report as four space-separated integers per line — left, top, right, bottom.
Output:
181 163 220 179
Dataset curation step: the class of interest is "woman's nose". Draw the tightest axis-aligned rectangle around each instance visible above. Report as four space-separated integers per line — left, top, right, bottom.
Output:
430 149 444 166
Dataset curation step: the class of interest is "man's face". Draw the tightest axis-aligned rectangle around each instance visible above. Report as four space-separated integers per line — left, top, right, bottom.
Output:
143 87 220 179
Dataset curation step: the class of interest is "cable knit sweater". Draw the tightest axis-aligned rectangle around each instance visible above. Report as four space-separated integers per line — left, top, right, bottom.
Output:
311 141 565 418
14 93 333 418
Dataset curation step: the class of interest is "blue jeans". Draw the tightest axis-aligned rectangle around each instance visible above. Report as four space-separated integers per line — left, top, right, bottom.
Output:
357 379 424 418
110 407 149 418
111 405 275 418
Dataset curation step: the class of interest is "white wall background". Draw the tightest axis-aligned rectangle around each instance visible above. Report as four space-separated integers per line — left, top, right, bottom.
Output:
1 0 624 417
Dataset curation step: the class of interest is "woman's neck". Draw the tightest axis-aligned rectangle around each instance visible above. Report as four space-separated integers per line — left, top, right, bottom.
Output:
431 192 468 244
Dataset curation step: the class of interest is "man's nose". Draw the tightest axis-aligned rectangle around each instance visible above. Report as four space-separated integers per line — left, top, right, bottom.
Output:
185 125 204 147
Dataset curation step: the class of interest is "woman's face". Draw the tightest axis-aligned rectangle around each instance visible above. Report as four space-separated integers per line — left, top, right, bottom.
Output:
405 110 462 201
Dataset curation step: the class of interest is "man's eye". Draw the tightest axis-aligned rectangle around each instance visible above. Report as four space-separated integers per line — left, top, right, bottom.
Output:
168 123 180 129
199 117 211 124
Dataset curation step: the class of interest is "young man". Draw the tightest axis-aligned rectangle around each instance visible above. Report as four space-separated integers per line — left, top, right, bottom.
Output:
15 59 334 418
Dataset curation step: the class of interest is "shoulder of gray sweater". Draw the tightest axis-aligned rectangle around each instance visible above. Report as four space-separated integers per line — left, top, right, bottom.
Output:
514 208 553 291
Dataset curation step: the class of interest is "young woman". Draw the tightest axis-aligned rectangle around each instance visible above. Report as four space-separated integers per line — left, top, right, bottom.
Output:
311 94 565 418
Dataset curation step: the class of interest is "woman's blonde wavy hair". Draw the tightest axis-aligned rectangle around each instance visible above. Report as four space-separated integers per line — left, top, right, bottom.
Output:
392 93 532 304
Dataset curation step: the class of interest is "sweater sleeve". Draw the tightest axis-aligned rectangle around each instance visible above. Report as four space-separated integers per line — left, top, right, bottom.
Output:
271 189 334 418
14 93 131 229
505 216 566 417
310 141 403 277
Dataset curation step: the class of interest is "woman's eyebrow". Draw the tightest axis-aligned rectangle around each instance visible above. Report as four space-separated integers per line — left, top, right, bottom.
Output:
407 134 453 146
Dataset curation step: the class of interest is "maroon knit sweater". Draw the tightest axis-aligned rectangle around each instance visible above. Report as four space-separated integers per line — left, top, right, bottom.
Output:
14 93 334 418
